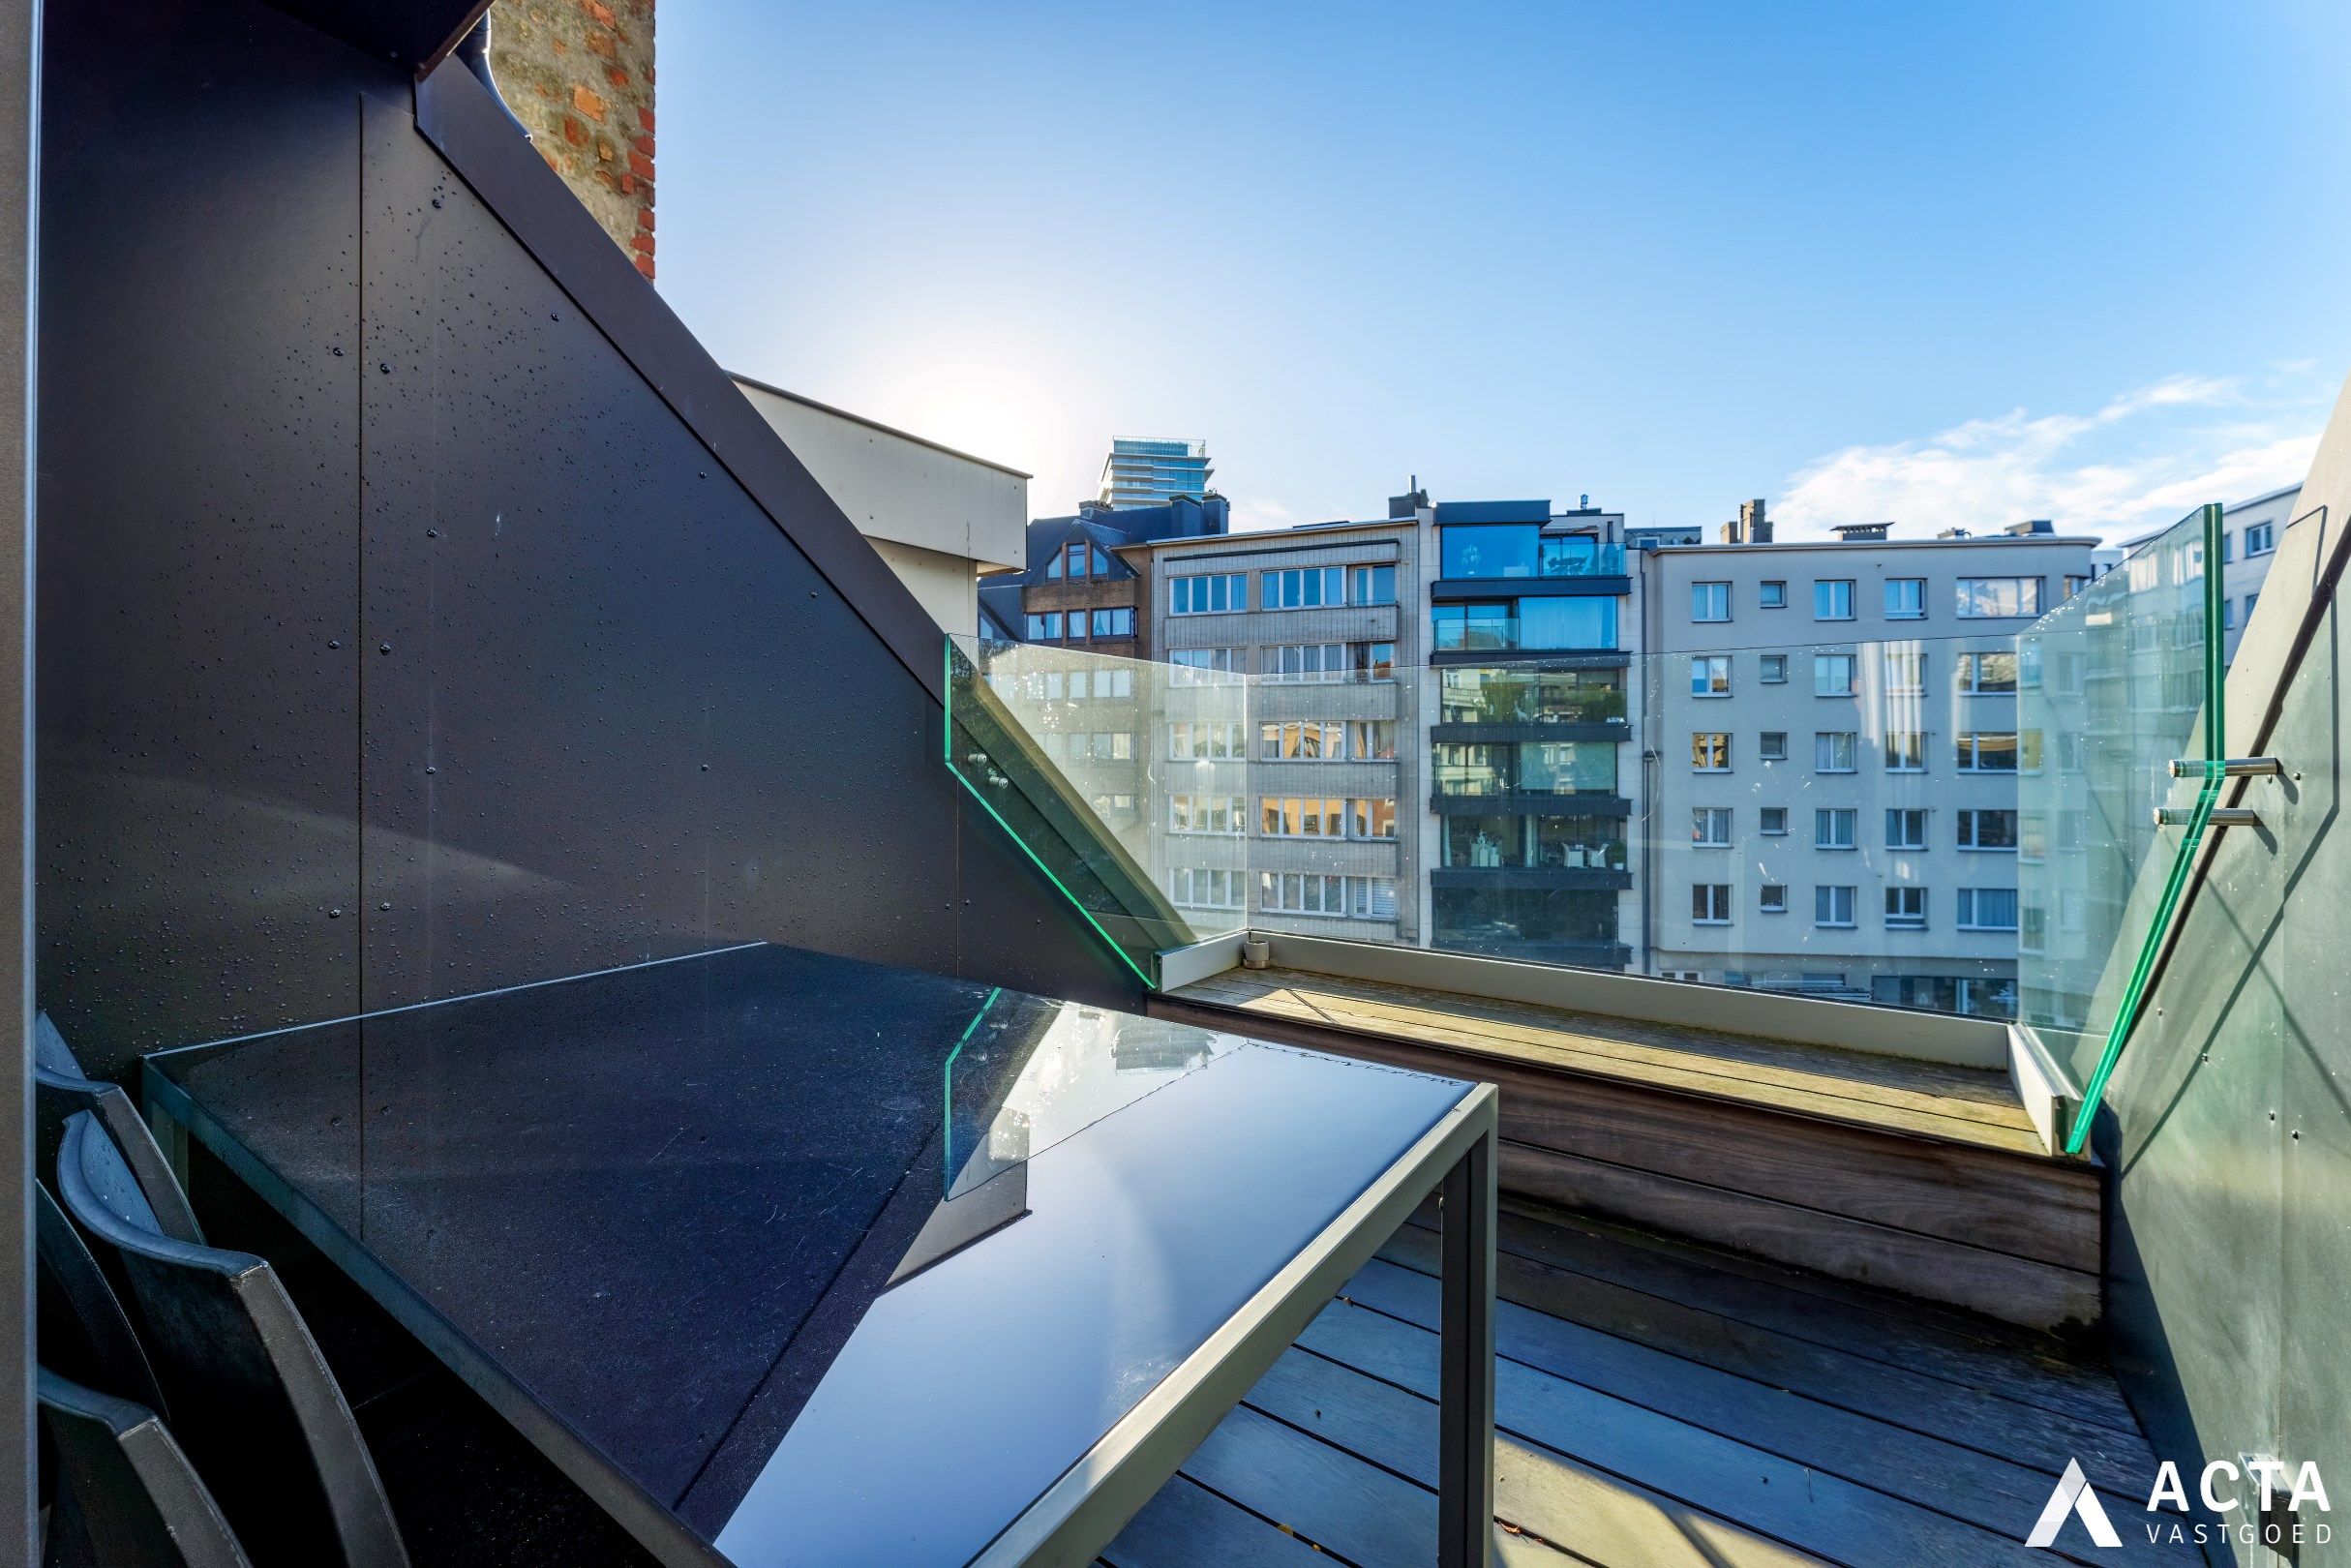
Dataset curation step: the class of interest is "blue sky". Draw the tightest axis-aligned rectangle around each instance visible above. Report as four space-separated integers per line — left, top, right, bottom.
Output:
655 2 2351 542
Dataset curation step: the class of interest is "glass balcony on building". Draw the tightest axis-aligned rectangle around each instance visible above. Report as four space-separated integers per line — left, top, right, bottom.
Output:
1434 665 1628 740
1431 885 1630 966
1437 525 1625 581
1431 598 1619 654
1431 739 1620 802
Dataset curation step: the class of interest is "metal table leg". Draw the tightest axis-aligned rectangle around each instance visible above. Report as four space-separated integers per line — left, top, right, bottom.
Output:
1437 1127 1495 1568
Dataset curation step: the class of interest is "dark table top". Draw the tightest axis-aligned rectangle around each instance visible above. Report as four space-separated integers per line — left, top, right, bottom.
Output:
145 941 1474 1567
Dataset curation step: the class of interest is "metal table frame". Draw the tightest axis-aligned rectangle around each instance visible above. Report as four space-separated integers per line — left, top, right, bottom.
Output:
147 1062 1498 1568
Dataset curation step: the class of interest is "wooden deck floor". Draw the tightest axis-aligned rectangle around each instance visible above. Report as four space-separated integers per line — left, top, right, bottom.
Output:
1170 966 2039 1154
1104 1201 2186 1568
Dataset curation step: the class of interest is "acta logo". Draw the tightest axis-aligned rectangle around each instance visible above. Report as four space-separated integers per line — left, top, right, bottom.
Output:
2027 1456 2333 1552
2027 1460 2121 1550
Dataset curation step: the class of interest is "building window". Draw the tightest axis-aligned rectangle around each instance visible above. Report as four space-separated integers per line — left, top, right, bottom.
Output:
1024 612 1063 640
1760 884 1789 914
1064 541 1088 580
1043 551 1062 581
1956 732 2018 771
1350 641 1396 681
1814 653 1855 696
1814 580 1855 620
1064 732 1133 761
1692 582 1732 621
2222 599 2237 632
1884 579 1926 619
1885 808 1928 849
2220 534 2234 564
1170 573 1245 616
1351 798 1399 839
1956 650 2018 693
1092 607 1134 638
1692 733 1731 772
2246 521 2276 556
1168 868 1244 910
1958 809 2018 850
1348 719 1398 761
1956 577 2042 618
1759 806 1789 835
1760 580 1787 609
1815 808 1856 850
1693 885 1733 924
1693 807 1733 847
1814 732 1857 772
1168 795 1243 834
1167 647 1238 684
1884 887 1927 929
1956 888 2020 931
1259 720 1343 760
1884 730 1926 771
1259 796 1342 837
1884 648 1925 694
1759 653 1788 684
1691 655 1732 697
1260 872 1397 920
1262 566 1344 610
1093 544 1115 578
1169 721 1243 760
1759 731 1789 762
1263 643 1345 682
1349 564 1397 605
1814 885 1856 927
1079 668 1133 699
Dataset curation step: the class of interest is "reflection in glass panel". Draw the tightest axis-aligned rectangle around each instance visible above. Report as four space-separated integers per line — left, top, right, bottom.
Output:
1437 666 1624 724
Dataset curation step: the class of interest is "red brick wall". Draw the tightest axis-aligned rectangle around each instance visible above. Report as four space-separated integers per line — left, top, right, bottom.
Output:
489 0 656 278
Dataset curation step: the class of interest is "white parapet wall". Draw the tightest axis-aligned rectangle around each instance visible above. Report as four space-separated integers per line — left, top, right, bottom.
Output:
733 376 1028 639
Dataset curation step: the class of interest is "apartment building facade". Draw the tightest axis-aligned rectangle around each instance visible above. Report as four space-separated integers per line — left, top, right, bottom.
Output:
1144 516 1424 946
1638 516 2097 1016
1100 437 1213 509
1425 499 1641 970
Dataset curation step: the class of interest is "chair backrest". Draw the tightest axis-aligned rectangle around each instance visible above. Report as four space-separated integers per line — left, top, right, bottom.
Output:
55 1113 409 1568
38 1369 253 1568
32 1013 202 1247
36 1181 166 1418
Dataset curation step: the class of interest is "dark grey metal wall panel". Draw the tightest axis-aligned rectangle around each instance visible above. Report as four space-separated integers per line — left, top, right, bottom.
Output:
38 0 1144 1084
350 92 962 1003
37 0 371 1082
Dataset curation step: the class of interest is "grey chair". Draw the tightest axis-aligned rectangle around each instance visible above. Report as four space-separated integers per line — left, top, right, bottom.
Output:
36 1180 166 1418
33 1012 203 1246
38 1370 252 1568
55 1112 410 1568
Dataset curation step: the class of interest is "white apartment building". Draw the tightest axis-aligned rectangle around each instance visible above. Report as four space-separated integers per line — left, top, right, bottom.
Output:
1141 515 1426 946
1637 516 2097 1016
2123 484 2301 662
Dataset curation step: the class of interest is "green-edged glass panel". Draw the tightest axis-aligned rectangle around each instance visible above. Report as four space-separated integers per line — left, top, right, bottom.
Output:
2015 505 2223 1148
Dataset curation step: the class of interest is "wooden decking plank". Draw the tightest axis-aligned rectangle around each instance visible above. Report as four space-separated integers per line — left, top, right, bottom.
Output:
1176 969 2016 1106
1472 1206 2141 1434
1480 1059 2097 1267
1499 1140 2099 1331
1288 1302 2056 1568
1336 1258 2185 1565
1100 1474 1337 1568
1243 1344 1829 1568
1380 1222 2146 1494
1181 968 2029 1123
1179 976 2041 1151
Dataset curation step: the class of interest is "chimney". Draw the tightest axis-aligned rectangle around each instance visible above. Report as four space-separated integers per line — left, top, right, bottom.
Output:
2004 519 2055 537
1720 520 1744 544
1741 498 1772 544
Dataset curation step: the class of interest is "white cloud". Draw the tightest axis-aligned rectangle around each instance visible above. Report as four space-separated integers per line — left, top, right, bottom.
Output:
1777 371 2331 544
